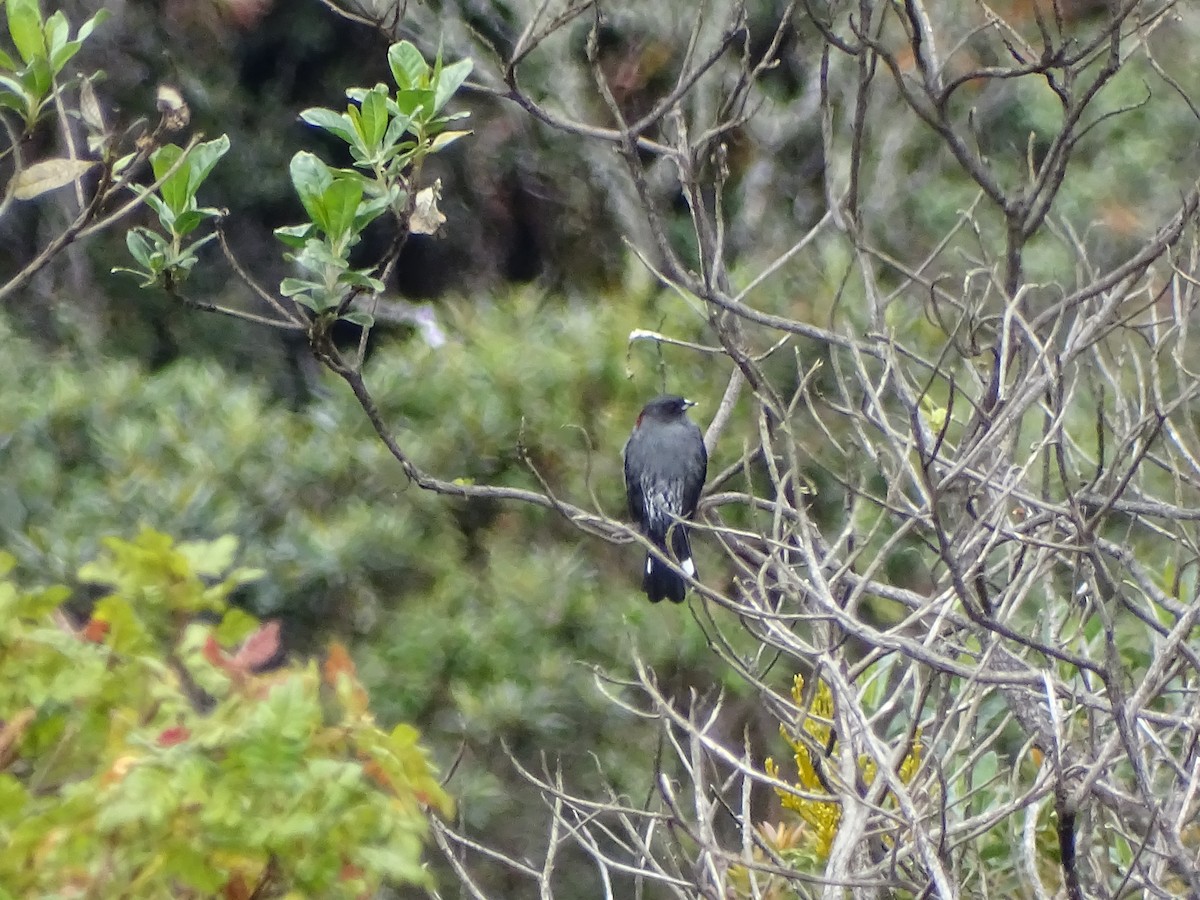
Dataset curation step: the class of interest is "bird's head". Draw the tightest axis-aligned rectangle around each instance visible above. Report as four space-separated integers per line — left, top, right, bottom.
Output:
637 395 696 426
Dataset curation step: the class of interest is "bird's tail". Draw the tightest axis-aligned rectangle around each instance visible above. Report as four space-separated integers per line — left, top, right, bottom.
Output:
643 525 695 603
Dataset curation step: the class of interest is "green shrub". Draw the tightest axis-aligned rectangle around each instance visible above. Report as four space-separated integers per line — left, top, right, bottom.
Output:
0 528 450 898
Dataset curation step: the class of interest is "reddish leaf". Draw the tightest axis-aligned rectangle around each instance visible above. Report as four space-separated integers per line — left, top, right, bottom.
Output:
157 725 190 747
362 759 393 792
81 617 110 643
325 641 369 714
204 635 231 669
323 641 357 685
338 859 373 899
223 873 250 900
232 619 281 672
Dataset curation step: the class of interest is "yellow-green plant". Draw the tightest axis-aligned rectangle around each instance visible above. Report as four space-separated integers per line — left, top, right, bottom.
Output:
765 674 921 861
0 528 451 899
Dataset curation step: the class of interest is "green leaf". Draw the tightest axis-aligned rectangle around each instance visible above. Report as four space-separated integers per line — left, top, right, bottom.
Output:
178 534 237 578
387 41 427 92
358 88 388 150
291 237 347 272
0 774 28 819
215 607 259 646
322 176 363 242
75 8 110 45
141 191 171 226
92 593 148 654
44 11 81 75
10 157 95 200
288 294 324 314
279 277 319 298
431 58 473 115
184 134 230 202
150 144 189 216
43 10 67 55
356 843 429 886
299 106 356 144
0 92 25 123
109 265 154 286
432 109 472 126
289 151 334 233
48 36 81 76
0 47 15 70
225 566 265 588
111 151 136 175
162 843 225 894
171 210 204 238
148 137 227 220
341 310 374 328
7 0 44 66
125 229 153 269
395 89 435 121
305 292 340 314
172 249 202 276
274 223 315 248
48 8 109 76
22 54 50 100
338 270 384 293
381 112 413 150
354 193 390 233
15 583 69 619
429 130 471 153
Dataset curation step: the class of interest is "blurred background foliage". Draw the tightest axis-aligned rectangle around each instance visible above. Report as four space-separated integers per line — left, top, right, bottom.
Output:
6 0 1200 894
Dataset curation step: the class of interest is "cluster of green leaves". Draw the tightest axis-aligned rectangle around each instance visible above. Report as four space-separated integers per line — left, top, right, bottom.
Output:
0 528 450 898
0 0 106 203
278 41 472 323
0 0 105 129
116 136 231 288
117 39 473 328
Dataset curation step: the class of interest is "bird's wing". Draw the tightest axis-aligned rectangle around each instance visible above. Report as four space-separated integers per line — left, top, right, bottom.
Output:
681 425 707 516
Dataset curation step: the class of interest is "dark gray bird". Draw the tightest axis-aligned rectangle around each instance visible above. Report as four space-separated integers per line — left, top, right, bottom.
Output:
623 395 708 603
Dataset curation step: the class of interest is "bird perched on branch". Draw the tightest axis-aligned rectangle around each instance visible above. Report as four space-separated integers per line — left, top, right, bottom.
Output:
623 395 708 603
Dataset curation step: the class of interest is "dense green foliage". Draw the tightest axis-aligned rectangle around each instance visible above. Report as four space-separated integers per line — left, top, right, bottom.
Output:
0 529 450 898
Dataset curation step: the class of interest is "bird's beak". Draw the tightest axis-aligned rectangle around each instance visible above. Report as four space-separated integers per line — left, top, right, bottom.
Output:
683 399 697 409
